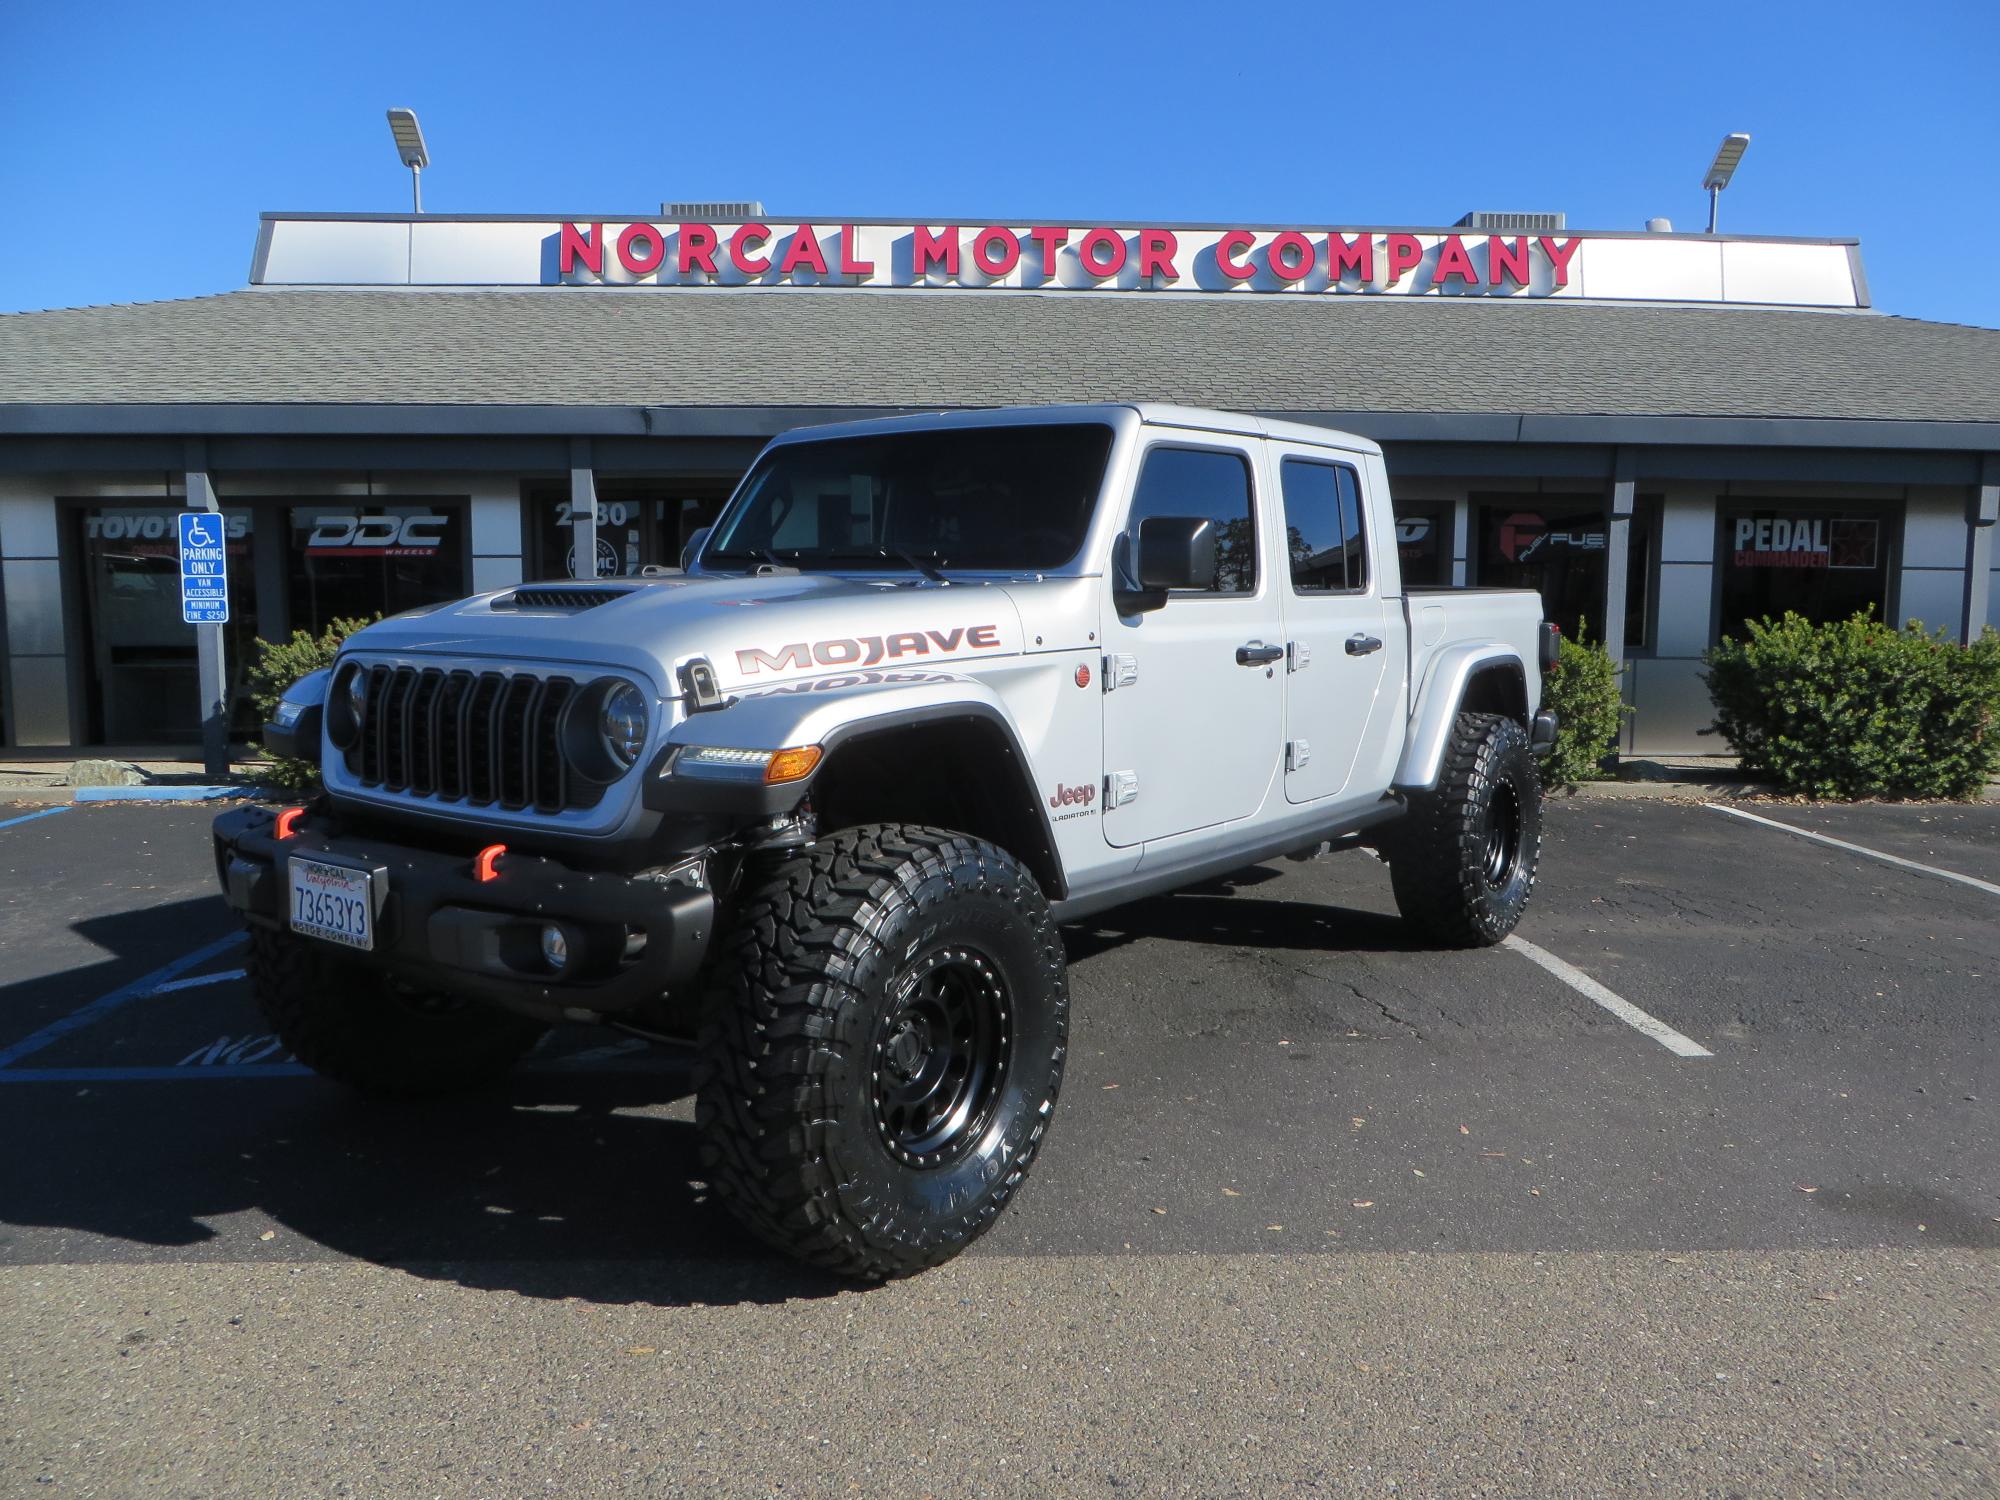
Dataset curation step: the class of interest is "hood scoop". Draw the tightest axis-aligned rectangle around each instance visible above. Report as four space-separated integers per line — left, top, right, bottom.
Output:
493 585 636 612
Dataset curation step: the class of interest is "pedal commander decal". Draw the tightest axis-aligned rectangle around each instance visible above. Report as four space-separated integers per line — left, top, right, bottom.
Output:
736 625 1004 675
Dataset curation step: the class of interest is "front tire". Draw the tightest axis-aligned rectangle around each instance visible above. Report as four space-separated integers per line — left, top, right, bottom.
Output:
1388 711 1543 948
695 825 1068 1280
246 928 549 1097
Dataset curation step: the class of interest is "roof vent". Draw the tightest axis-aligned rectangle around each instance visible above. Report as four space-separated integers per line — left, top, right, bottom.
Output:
1645 217 1674 234
662 200 765 220
1455 211 1566 233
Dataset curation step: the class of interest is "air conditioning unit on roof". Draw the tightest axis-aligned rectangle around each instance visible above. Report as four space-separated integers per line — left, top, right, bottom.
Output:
1455 211 1566 233
662 201 765 220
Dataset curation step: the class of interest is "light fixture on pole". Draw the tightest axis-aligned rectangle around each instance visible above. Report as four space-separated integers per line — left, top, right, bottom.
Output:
1702 132 1750 234
386 108 429 214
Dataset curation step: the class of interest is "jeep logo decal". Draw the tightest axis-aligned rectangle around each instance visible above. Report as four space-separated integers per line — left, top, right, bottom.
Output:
735 624 1003 675
1048 781 1096 810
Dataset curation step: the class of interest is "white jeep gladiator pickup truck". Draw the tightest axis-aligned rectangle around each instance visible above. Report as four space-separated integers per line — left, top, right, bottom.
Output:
216 403 1559 1278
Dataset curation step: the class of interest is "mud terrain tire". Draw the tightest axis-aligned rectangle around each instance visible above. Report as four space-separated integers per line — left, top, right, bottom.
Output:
1388 711 1543 948
696 824 1068 1279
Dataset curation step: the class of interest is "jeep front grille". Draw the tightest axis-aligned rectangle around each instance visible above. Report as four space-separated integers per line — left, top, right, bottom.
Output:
346 664 598 813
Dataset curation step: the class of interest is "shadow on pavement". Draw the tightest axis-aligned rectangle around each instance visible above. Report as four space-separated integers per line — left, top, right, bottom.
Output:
1064 877 1428 966
0 1059 849 1308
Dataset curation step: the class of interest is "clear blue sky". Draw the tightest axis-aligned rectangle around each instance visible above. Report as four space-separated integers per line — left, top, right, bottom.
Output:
2 1 1995 326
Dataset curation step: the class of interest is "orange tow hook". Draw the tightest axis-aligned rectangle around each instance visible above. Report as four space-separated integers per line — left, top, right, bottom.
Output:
274 806 306 839
474 844 507 882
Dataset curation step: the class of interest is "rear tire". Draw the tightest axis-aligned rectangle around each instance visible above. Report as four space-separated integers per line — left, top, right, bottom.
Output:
1388 711 1542 948
246 928 549 1098
695 824 1068 1280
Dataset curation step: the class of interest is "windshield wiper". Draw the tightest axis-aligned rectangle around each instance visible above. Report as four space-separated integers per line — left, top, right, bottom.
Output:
822 546 950 583
705 545 792 572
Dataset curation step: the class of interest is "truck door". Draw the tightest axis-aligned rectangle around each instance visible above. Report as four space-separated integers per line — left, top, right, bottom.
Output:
1269 448 1402 805
1100 438 1285 848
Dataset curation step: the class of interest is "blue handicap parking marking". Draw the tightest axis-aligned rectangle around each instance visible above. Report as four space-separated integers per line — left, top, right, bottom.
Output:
0 929 677 1083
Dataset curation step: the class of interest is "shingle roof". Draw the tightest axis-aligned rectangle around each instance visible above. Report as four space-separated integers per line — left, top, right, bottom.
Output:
1 287 1996 424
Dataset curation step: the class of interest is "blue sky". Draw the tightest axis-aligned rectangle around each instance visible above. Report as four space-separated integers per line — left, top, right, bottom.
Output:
2 1 1996 326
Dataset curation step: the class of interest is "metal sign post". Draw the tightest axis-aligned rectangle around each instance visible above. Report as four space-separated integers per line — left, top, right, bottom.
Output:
177 505 230 779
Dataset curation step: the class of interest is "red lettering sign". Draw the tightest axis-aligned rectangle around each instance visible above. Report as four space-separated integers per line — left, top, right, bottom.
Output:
1539 235 1581 288
913 225 960 277
972 225 1021 277
779 224 828 276
1027 226 1067 278
1432 234 1479 286
1488 235 1531 287
1269 230 1314 283
838 224 874 277
616 223 664 276
1216 229 1257 282
1325 232 1372 281
730 223 773 275
678 224 718 275
559 222 603 276
1384 233 1424 283
1138 228 1180 279
1079 228 1127 278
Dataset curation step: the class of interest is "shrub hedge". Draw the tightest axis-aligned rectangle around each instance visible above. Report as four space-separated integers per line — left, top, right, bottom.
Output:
1703 611 2000 800
246 615 376 791
1540 620 1628 786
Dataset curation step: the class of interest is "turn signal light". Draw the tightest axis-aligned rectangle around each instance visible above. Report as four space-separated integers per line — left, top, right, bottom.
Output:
764 746 823 785
274 806 306 839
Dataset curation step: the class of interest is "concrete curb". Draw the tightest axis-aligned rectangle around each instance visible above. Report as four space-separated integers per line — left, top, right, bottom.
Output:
1557 779 1776 802
71 785 250 804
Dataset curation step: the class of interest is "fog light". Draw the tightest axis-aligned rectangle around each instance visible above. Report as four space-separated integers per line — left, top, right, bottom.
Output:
540 923 569 970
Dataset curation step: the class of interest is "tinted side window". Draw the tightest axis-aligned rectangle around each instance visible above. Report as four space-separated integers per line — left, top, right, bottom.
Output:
1280 459 1369 592
1128 447 1256 593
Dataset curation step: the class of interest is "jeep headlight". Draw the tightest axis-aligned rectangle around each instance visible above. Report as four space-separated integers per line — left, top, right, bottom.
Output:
327 662 368 751
599 681 650 769
671 744 823 785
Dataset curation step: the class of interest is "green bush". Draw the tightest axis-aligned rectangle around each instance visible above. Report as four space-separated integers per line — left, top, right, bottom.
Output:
246 616 377 791
1703 611 2000 800
1541 620 1629 786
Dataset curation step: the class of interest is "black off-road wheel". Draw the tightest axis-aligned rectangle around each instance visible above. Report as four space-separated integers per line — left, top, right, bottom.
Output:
246 928 549 1098
1387 711 1543 948
695 824 1069 1280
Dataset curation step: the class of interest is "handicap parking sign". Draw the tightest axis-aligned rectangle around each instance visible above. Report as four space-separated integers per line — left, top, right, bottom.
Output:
177 511 229 625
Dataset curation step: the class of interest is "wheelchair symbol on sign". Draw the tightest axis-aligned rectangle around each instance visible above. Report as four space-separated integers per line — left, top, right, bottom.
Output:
185 517 218 549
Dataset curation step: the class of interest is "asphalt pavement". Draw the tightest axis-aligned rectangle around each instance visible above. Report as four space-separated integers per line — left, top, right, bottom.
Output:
0 796 1994 1497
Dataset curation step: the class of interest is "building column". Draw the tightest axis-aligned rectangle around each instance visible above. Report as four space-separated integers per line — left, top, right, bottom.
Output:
1449 497 1470 586
1965 456 1998 644
569 438 597 581
1600 449 1636 665
0 478 72 747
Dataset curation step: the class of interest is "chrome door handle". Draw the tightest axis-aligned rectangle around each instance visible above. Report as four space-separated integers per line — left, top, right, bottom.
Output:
1345 634 1384 656
1236 642 1285 666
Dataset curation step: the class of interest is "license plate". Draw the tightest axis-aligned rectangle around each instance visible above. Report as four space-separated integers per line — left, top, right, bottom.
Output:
287 857 380 952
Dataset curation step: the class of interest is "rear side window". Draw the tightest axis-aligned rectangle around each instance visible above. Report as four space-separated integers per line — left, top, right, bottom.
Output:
1280 458 1369 593
1128 447 1256 593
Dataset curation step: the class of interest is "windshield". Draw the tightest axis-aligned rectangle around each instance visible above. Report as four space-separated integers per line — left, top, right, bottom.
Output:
704 423 1113 574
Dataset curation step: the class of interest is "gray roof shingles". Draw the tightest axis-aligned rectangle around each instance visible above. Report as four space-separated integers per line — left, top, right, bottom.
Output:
0 287 1996 423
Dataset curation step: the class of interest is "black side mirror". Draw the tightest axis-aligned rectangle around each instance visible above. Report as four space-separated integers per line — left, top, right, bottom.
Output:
1138 515 1217 590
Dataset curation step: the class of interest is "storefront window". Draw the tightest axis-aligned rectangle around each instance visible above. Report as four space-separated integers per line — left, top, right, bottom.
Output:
526 479 738 579
1716 506 1893 641
76 505 259 743
1393 502 1451 586
287 501 466 633
1475 497 1654 649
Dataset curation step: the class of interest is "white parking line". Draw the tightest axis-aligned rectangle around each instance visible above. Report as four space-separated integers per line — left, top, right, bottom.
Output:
1704 803 2000 899
1503 936 1713 1058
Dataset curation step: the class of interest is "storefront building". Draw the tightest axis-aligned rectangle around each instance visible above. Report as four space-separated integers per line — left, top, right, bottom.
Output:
0 210 1995 753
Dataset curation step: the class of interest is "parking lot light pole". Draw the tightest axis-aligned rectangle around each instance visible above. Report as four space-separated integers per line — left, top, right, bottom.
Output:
1703 132 1751 234
387 108 429 214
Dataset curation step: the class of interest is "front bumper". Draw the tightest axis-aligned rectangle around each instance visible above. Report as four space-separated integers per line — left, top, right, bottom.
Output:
212 805 715 1020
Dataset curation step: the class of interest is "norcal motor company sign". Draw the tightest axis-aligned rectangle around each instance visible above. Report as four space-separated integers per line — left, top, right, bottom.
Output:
556 220 1586 295
252 215 1868 306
